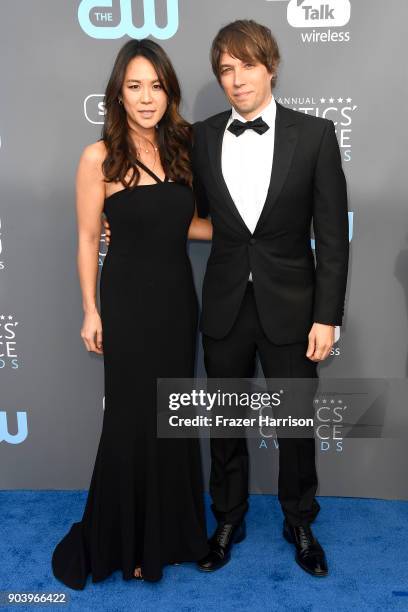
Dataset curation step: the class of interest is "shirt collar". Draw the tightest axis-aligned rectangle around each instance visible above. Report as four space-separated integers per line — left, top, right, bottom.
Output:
227 93 276 128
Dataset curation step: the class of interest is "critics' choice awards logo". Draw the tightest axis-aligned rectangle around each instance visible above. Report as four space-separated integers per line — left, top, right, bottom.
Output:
0 315 19 369
0 412 28 444
314 396 346 452
266 0 351 43
78 0 179 40
277 95 358 163
259 395 346 452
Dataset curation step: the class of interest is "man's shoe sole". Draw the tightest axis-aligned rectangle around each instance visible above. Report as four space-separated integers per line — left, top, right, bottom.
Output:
197 552 231 572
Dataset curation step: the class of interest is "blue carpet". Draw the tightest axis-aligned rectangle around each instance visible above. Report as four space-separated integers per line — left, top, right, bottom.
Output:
0 492 407 611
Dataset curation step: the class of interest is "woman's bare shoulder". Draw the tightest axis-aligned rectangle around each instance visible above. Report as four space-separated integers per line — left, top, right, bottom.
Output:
80 140 107 165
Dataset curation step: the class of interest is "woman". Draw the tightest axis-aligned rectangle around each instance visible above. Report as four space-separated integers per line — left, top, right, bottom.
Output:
51 39 212 588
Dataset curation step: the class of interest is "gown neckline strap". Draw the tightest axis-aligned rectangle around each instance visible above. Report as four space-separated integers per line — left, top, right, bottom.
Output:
134 158 169 184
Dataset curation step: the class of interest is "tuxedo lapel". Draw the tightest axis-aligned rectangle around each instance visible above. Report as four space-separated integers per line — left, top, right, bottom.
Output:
205 111 250 234
205 101 299 235
253 102 298 234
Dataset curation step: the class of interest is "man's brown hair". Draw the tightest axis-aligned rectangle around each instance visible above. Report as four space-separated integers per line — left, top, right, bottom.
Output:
210 19 281 90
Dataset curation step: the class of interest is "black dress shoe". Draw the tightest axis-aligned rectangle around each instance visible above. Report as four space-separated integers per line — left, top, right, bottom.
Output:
283 519 328 577
197 521 246 572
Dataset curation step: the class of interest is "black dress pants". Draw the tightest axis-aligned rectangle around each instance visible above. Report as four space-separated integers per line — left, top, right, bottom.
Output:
202 282 320 528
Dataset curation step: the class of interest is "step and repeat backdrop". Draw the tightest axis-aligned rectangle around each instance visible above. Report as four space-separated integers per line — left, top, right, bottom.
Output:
1 1 407 498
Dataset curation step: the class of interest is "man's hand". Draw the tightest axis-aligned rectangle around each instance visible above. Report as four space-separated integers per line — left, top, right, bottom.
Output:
306 322 335 362
102 217 111 246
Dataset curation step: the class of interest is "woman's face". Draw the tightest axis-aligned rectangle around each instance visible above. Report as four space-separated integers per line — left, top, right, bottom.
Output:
120 55 168 132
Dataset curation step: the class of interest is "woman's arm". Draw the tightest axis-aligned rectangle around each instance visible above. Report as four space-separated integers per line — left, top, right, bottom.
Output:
76 142 106 354
187 205 213 241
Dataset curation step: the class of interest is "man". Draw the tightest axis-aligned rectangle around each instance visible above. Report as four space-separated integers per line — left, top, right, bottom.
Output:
104 19 349 577
190 19 348 578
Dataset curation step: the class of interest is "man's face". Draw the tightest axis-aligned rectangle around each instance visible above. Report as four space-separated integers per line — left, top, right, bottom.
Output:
218 51 273 120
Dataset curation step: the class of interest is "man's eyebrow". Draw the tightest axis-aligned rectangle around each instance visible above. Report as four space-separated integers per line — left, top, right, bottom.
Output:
219 59 256 69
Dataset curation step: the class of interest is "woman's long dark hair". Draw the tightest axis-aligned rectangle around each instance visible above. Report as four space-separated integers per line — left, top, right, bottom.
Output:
101 39 192 188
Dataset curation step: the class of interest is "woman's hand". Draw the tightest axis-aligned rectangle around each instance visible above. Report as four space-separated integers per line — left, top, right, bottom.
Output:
103 217 111 246
188 206 213 241
81 309 103 354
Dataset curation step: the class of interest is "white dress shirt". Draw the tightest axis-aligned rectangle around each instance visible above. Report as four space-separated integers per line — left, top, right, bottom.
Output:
221 94 276 280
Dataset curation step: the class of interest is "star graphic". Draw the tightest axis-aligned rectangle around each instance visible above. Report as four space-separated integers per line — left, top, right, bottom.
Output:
329 97 334 103
346 97 352 103
338 97 343 103
320 98 326 103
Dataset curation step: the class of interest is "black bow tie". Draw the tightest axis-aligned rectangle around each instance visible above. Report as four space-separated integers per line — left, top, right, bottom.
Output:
227 117 270 137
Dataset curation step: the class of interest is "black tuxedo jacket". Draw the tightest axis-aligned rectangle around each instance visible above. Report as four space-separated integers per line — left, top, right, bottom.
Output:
191 101 349 345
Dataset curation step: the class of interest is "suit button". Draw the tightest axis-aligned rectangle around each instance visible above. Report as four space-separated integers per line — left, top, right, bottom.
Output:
249 238 257 245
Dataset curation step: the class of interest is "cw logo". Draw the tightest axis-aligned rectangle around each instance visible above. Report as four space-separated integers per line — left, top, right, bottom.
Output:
0 412 28 444
78 0 179 40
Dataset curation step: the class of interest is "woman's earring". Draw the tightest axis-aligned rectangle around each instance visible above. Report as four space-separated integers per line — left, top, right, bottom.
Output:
118 98 123 105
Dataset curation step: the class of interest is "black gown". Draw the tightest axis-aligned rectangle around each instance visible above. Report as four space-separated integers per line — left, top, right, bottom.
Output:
51 160 209 588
